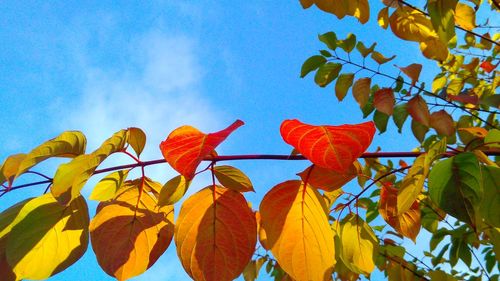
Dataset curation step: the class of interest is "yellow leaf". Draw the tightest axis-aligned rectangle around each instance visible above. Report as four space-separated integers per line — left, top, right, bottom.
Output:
345 0 370 24
432 74 447 92
0 154 26 186
389 7 436 42
371 51 396 64
454 3 476 31
175 185 256 281
378 7 390 29
427 0 457 43
379 184 421 241
15 131 87 179
352 77 371 107
6 193 89 280
89 170 130 201
337 214 378 275
259 180 335 281
51 129 128 205
430 110 455 136
158 175 191 206
214 165 255 192
419 37 449 62
90 179 174 281
313 0 347 19
397 63 422 86
127 127 146 157
298 162 359 191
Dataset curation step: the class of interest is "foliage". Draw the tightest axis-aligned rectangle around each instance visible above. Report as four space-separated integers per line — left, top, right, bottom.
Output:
1 1 500 280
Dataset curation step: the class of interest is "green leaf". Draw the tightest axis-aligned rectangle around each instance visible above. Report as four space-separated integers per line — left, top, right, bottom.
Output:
301 55 327 78
411 119 429 143
213 165 254 192
352 77 371 108
319 50 332 57
314 62 342 87
318 32 337 50
15 131 87 179
127 127 146 157
371 51 396 64
373 110 389 134
479 165 500 227
449 238 471 267
158 175 191 206
51 129 128 205
429 270 458 281
428 0 458 44
89 170 130 201
338 33 357 53
362 94 375 118
432 244 449 267
356 41 376 58
393 103 409 133
485 129 500 148
6 193 89 280
335 73 355 101
429 152 483 228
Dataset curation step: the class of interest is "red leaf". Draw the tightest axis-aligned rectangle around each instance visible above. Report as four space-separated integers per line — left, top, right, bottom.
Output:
447 93 479 105
407 95 430 127
480 61 496 73
160 120 244 179
373 88 395 115
280 119 375 172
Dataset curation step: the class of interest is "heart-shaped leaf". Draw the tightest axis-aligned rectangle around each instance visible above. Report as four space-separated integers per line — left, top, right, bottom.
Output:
160 120 244 180
280 119 375 172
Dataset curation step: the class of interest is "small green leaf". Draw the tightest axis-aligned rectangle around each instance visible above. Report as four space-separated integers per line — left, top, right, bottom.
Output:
319 50 332 57
373 110 389 134
484 129 500 148
362 94 375 118
318 32 337 50
213 165 254 192
335 73 355 101
429 153 483 228
314 63 342 87
301 55 327 78
356 41 376 58
411 119 429 143
338 33 357 53
89 170 130 201
158 175 191 206
393 103 409 133
127 127 146 157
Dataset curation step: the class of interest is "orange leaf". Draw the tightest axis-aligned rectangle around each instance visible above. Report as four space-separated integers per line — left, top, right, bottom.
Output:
259 180 335 280
298 162 360 191
379 184 421 242
373 88 395 115
175 185 256 281
90 178 174 281
397 63 422 86
280 119 375 172
447 92 479 105
480 61 496 73
430 110 455 136
407 95 430 127
160 120 244 180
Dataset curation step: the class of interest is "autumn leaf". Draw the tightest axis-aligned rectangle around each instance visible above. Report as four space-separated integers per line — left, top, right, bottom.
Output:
158 175 191 206
419 37 449 61
335 73 355 101
373 88 395 116
0 154 27 187
175 185 256 281
371 51 396 64
454 3 476 31
280 119 375 172
259 180 335 281
480 61 496 73
160 120 244 180
389 6 436 42
337 214 378 275
213 165 254 192
90 178 174 281
127 127 147 157
397 63 422 86
378 7 389 29
89 170 130 201
427 0 458 44
430 110 455 136
352 77 371 107
407 95 431 127
298 162 360 191
379 184 421 241
6 194 89 280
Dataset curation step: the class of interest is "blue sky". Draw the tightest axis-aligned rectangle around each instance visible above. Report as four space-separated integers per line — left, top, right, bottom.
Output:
0 1 447 280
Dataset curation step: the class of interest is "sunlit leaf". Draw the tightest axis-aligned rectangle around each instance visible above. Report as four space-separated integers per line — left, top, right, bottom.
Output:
352 77 371 108
373 88 395 116
429 152 482 228
89 170 129 201
397 63 422 86
335 73 355 101
160 120 244 180
454 3 475 31
51 129 128 205
298 162 359 191
158 175 191 206
214 165 254 192
175 185 256 281
378 7 389 29
485 129 500 148
6 193 89 280
301 55 327 78
479 165 500 227
389 6 436 42
337 214 378 275
280 119 375 172
16 131 86 178
345 0 370 24
432 74 447 93
314 62 342 87
407 95 430 127
430 110 455 136
0 154 27 186
90 178 174 281
419 37 449 61
371 51 396 64
242 257 266 281
428 0 457 43
127 127 146 157
480 61 496 73
379 184 421 241
260 180 335 281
